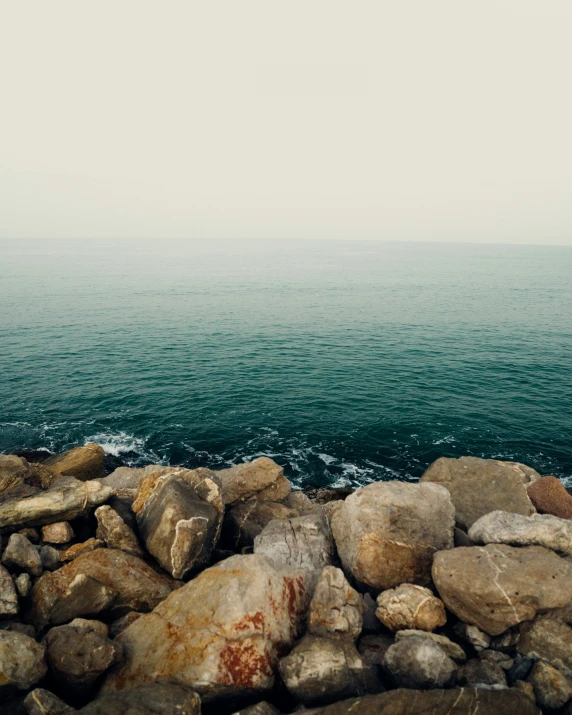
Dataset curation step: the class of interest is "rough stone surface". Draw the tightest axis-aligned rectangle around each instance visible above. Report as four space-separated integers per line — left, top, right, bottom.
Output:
383 635 457 689
41 522 74 544
281 491 322 516
104 554 308 701
109 611 142 638
79 683 201 714
43 444 105 481
2 533 43 576
308 566 364 641
456 658 507 687
469 510 572 556
30 548 173 628
101 464 176 499
357 633 395 670
519 613 572 679
61 538 103 562
24 688 75 714
527 476 572 519
278 635 369 705
15 572 32 598
331 481 454 590
95 505 143 557
432 544 572 635
528 660 572 710
420 456 536 530
133 467 224 578
0 478 113 531
394 630 466 661
40 545 62 571
453 622 491 651
223 500 298 551
0 563 19 615
375 584 446 633
19 527 40 543
0 630 47 689
216 457 288 505
0 454 34 502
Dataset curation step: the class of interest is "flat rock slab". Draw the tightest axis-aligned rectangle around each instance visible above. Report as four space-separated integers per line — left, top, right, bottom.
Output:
433 544 572 635
468 510 572 555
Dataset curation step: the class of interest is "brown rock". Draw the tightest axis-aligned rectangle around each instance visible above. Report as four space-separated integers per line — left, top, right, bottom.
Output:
395 630 466 661
519 613 572 679
95 505 143 557
15 572 32 597
456 658 507 687
43 444 105 481
308 566 364 641
433 544 572 635
61 538 103 562
41 522 74 544
0 454 35 502
2 533 43 576
0 563 19 615
528 660 572 710
375 584 446 633
527 476 572 519
109 611 142 638
24 688 75 714
222 499 298 550
101 464 176 500
216 457 288 505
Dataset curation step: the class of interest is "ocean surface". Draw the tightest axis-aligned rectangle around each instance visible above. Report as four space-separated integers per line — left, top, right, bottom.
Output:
1 239 571 487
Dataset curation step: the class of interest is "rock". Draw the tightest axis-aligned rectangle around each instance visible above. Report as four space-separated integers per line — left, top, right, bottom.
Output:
2 533 43 576
375 584 446 633
43 444 105 481
323 500 343 527
309 687 541 714
254 514 335 589
232 703 279 715
104 554 307 701
61 538 103 562
216 457 289 505
19 528 40 543
278 635 370 705
30 548 173 628
383 635 457 688
528 660 572 710
223 500 298 551
0 478 113 531
357 633 395 667
453 622 491 651
109 611 142 638
0 454 35 502
79 683 201 714
0 563 19 615
514 679 536 702
469 510 572 556
40 545 62 571
394 630 466 661
331 481 454 590
490 627 520 653
308 566 364 641
0 630 47 689
527 476 572 519
1 622 36 639
101 464 175 499
15 572 32 597
507 656 534 685
479 649 514 670
24 688 75 714
432 544 572 635
94 505 143 557
44 621 122 690
456 658 507 687
68 618 109 637
281 491 322 516
420 456 535 530
133 467 224 579
41 522 74 544
519 613 572 679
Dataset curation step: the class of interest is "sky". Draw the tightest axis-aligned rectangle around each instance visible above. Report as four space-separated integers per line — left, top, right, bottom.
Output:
1 1 571 244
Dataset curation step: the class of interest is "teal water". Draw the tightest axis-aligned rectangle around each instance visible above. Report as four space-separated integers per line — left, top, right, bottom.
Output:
1 239 571 486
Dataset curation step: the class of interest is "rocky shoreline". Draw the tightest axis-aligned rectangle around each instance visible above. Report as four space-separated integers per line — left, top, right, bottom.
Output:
1 446 572 714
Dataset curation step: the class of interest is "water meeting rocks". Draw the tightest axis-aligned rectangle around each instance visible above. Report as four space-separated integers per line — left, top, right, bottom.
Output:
331 481 455 589
375 583 446 633
527 475 572 519
43 444 106 481
133 467 224 578
307 566 364 641
432 544 572 635
420 456 536 529
216 457 290 505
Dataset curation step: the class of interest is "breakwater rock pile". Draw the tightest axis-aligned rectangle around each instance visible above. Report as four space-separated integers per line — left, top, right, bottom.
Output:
1 446 572 714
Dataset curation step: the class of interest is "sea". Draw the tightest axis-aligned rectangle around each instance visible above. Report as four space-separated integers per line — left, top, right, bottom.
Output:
1 239 571 487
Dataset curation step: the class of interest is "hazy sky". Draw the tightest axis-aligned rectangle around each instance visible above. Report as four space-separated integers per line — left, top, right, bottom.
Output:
1 1 571 244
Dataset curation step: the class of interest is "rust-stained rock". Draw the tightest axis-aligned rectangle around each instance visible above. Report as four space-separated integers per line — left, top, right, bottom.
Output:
375 584 446 633
216 457 289 506
103 554 308 701
61 538 103 562
79 683 201 714
331 481 454 590
0 630 47 689
2 533 43 576
30 548 173 628
41 521 74 544
528 660 572 710
43 444 106 481
433 544 572 635
95 505 143 557
527 476 572 519
308 566 364 641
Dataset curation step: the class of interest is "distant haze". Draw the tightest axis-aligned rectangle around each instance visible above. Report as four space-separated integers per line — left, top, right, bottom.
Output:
1 1 571 244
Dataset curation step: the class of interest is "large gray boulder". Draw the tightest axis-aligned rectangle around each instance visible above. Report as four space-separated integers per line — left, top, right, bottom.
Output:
43 444 106 481
433 544 572 635
133 467 224 578
2 533 43 576
216 457 290 505
331 481 454 589
79 683 201 714
420 456 536 530
469 510 572 556
0 562 20 615
103 554 308 702
0 630 47 689
308 566 364 641
383 635 457 689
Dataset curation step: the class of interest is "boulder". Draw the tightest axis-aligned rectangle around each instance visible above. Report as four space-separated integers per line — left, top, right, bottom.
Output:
0 563 19 615
514 680 536 703
519 613 572 679
104 554 307 701
216 457 290 505
222 500 298 550
19 528 40 543
30 548 173 629
79 683 201 714
383 635 457 689
101 464 175 499
469 510 572 556
527 476 572 519
281 491 322 516
394 630 466 661
453 622 491 651
15 572 32 597
95 505 143 557
479 648 514 671
43 444 105 481
528 660 572 710
331 481 454 590
0 478 113 531
456 658 506 687
308 566 364 641
133 467 223 578
420 456 536 530
375 584 446 633
24 688 75 714
41 522 74 544
2 533 43 576
432 544 572 635
0 630 47 689
0 454 35 502
278 635 370 705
